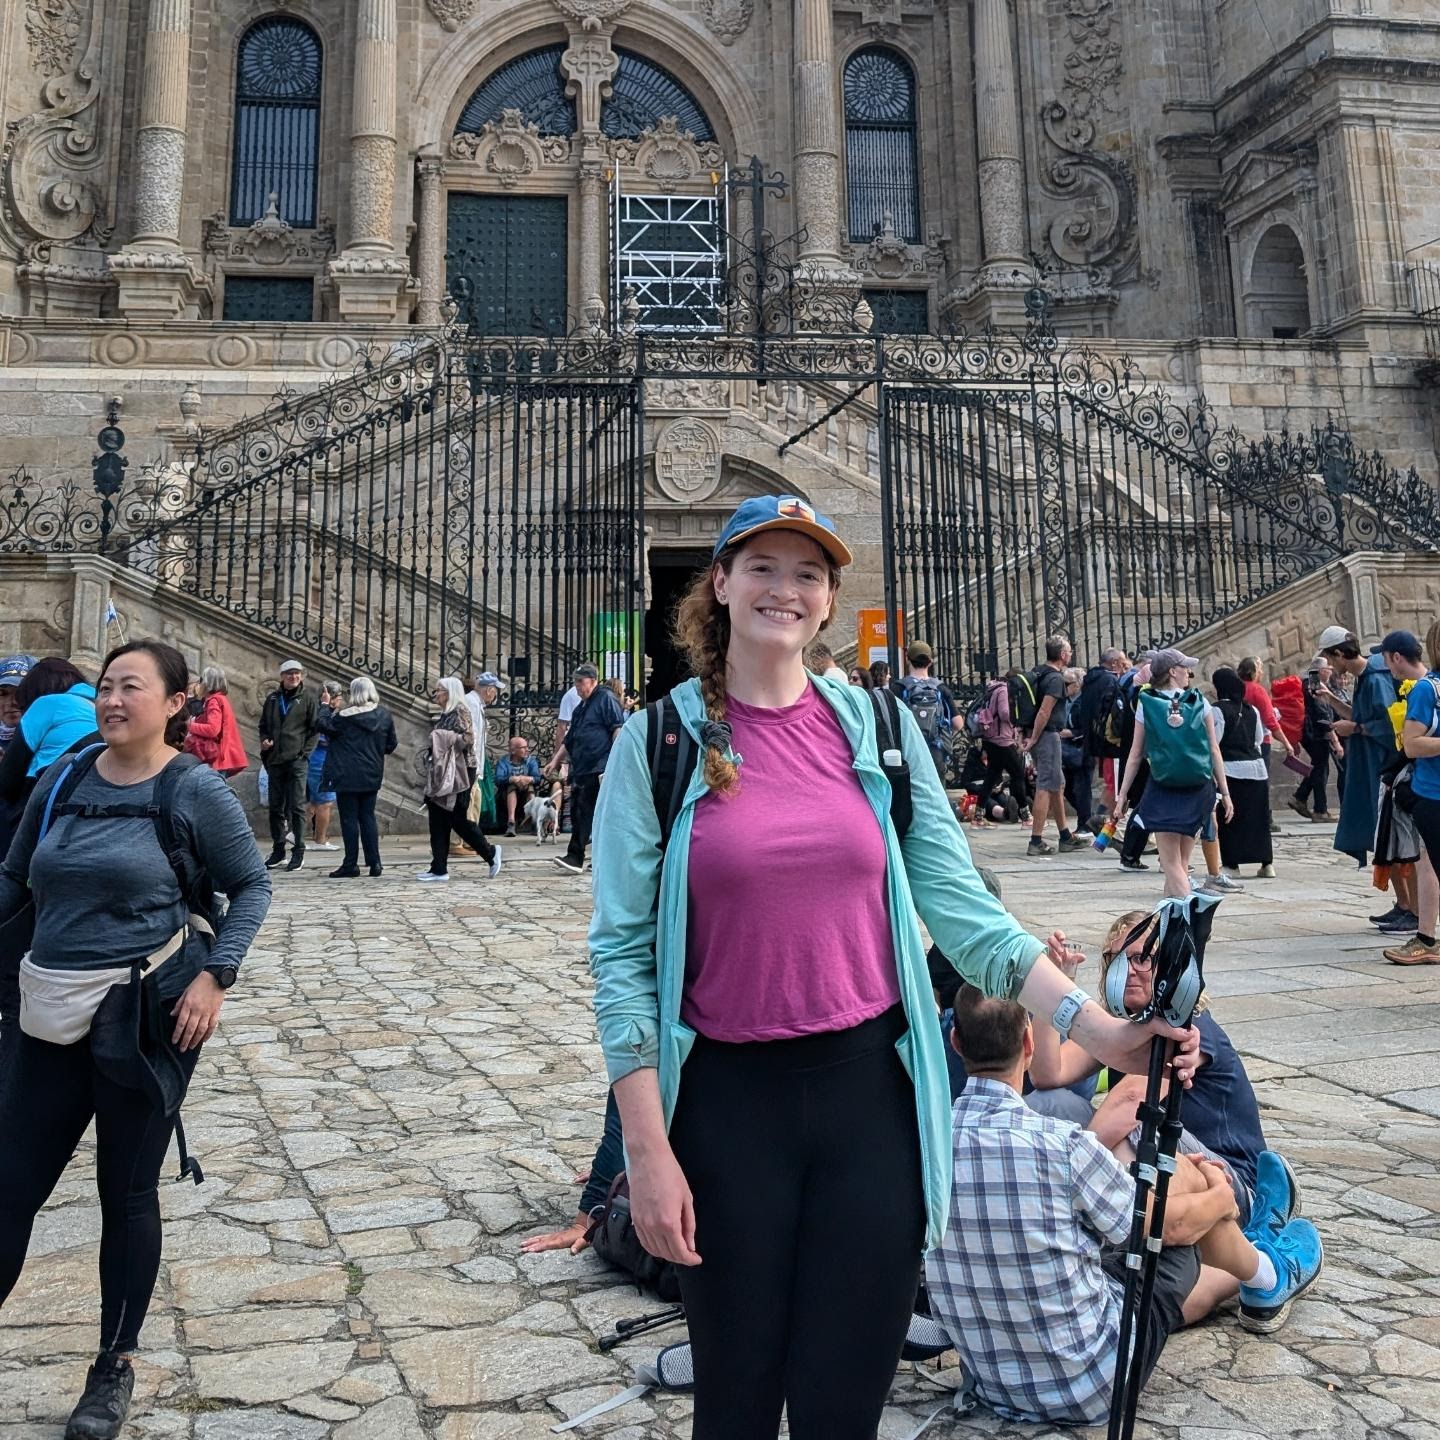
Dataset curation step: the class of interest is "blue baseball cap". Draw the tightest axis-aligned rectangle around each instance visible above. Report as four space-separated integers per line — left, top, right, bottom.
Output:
0 654 36 687
711 494 853 568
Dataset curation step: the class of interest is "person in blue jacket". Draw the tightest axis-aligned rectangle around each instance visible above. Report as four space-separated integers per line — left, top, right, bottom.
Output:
587 494 1201 1440
0 657 99 813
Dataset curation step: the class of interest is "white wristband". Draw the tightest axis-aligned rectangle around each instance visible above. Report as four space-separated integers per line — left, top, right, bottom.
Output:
1051 987 1090 1043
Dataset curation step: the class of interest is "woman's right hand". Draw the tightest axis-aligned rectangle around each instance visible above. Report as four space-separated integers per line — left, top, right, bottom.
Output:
627 1145 702 1266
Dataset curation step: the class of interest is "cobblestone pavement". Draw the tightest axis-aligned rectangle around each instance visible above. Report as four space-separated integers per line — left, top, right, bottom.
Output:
5 816 1440 1440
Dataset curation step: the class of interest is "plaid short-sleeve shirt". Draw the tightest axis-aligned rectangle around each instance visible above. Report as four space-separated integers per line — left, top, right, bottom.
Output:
924 1078 1132 1425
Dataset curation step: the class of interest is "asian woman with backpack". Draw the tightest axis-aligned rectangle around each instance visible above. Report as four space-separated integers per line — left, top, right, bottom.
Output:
0 640 271 1440
1111 648 1233 899
588 495 1204 1440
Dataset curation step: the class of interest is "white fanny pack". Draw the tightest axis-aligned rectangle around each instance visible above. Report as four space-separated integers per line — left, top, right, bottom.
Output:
18 928 188 1047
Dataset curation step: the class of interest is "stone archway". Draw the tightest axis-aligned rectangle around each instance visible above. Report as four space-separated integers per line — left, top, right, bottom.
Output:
1245 223 1312 338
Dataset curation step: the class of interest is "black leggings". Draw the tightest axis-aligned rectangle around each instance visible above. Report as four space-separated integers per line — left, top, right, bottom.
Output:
975 741 1029 815
425 791 494 873
1412 795 1440 889
668 1007 925 1440
0 1028 197 1354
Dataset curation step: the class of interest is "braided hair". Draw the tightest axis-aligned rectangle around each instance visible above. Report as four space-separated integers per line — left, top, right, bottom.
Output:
672 543 841 797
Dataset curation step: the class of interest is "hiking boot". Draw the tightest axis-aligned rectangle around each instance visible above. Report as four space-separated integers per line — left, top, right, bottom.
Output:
553 855 585 874
1118 857 1149 872
1240 1218 1323 1333
285 848 305 872
505 823 517 837
1377 910 1420 935
65 1352 134 1440
1058 833 1090 853
1385 935 1440 965
1244 1150 1301 1242
1370 904 1403 926
263 847 286 869
1026 838 1055 857
488 846 503 879
1287 797 1311 819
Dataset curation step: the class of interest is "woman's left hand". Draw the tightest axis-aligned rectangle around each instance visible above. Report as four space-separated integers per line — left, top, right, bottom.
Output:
1219 794 1235 824
172 970 225 1051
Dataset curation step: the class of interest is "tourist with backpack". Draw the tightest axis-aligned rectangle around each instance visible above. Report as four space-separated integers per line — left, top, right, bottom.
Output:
970 674 1030 823
1077 647 1131 815
1021 637 1088 857
899 641 956 783
588 494 1204 1440
0 639 271 1440
1111 648 1233 899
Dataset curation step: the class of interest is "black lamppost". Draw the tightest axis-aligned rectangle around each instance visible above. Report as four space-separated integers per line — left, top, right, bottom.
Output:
92 397 127 553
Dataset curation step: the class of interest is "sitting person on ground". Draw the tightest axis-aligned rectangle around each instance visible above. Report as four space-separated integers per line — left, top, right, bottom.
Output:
1029 909 1278 1229
925 985 1323 1426
520 1088 624 1256
495 735 561 837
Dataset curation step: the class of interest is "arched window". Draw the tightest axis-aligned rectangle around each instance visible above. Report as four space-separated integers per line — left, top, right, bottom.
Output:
602 50 714 141
456 45 576 138
1247 224 1311 338
844 48 919 244
230 17 322 228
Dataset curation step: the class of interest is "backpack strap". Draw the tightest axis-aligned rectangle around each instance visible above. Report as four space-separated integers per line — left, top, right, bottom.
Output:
37 742 106 842
869 689 912 842
151 752 207 916
870 686 902 757
645 696 696 855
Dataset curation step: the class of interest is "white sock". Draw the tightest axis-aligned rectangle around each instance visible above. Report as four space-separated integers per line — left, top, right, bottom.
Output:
1245 1251 1278 1292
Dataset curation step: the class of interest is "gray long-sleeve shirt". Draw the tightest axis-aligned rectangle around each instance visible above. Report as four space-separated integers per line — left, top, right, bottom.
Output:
0 758 272 973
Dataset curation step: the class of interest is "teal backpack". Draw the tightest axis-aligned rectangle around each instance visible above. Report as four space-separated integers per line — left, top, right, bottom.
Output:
1137 688 1212 787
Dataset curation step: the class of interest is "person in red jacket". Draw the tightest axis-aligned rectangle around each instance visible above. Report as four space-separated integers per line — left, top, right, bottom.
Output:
183 666 249 777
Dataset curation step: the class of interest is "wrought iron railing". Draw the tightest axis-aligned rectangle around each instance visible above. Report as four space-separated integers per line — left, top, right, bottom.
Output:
2 319 1436 710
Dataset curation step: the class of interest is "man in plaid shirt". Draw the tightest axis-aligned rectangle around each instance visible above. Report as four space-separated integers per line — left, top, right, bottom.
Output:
925 985 1306 1425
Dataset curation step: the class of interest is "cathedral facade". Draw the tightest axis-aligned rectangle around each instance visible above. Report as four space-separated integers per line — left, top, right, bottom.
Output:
1 0 1438 701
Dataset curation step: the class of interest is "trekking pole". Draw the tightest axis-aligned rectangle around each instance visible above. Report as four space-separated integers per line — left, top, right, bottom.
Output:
1117 1054 1188 1439
1105 1033 1170 1440
597 1304 685 1350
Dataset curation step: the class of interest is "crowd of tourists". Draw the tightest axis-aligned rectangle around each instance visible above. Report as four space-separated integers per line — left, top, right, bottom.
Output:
0 491 1433 1440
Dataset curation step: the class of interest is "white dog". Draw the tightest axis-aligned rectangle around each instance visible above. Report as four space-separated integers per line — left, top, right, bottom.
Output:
525 793 560 844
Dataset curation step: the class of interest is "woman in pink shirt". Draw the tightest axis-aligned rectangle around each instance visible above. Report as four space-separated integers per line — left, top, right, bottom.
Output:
590 495 1203 1440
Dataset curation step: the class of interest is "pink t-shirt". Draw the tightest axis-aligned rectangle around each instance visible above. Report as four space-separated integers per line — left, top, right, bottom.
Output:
682 684 901 1043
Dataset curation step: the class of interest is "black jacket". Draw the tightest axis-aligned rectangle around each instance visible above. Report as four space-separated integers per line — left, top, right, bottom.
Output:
259 683 319 767
319 705 397 793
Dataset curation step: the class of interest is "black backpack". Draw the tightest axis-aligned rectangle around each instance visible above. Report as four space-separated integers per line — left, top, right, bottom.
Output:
584 1171 683 1302
900 677 946 746
1007 670 1039 731
644 688 913 853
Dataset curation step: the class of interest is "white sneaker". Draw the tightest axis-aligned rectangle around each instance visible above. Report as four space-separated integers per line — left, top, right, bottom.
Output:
314 841 339 851
1206 872 1245 893
415 870 450 883
488 846 503 879
553 855 585 874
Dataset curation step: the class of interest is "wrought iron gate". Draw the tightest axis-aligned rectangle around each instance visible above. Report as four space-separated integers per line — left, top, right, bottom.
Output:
34 342 647 707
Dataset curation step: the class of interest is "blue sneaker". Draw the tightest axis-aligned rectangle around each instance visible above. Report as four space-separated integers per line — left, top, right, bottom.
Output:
1243 1150 1301 1242
1240 1217 1323 1333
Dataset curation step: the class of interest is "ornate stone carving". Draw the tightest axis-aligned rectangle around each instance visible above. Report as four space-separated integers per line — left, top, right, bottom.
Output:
25 0 85 78
645 377 730 414
349 133 397 247
425 0 477 30
701 0 753 44
850 212 940 280
1037 0 1137 282
607 118 724 194
202 194 337 265
449 110 571 179
653 418 722 503
131 128 187 242
1 5 111 259
561 34 619 132
550 0 632 31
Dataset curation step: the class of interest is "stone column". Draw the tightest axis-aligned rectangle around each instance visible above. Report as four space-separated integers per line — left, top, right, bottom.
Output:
329 0 413 321
415 156 446 326
791 0 859 328
109 0 208 318
946 0 1030 327
578 157 607 332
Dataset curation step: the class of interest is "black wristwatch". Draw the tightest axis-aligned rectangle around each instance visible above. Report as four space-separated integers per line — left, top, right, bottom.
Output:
206 964 239 991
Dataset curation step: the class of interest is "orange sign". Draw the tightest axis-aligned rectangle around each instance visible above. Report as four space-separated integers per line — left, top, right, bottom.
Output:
857 609 904 669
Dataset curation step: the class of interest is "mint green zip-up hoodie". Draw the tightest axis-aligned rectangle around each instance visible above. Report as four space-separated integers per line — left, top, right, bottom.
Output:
588 673 1045 1251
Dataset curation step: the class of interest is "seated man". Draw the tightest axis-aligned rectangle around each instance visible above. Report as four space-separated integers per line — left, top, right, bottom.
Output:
926 985 1322 1426
495 735 560 838
1031 908 1277 1228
